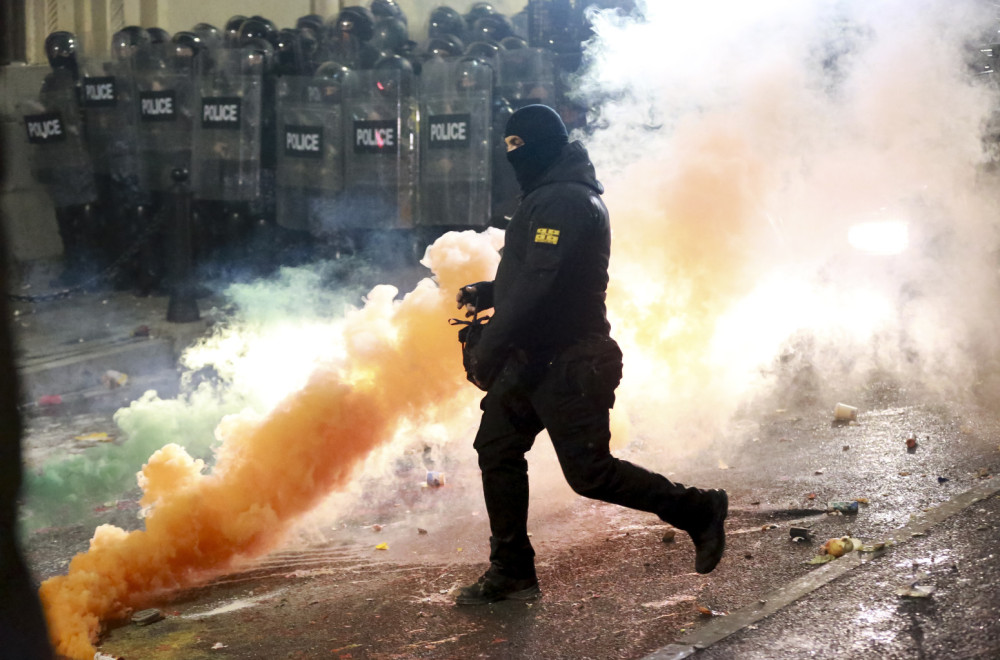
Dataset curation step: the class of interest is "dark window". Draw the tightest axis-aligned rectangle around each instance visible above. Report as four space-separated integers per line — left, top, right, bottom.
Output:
1 0 28 65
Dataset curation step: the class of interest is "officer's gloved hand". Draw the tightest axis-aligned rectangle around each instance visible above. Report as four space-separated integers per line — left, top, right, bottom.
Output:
456 280 494 318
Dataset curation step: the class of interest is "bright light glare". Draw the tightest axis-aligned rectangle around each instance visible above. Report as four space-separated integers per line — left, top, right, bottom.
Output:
847 221 909 255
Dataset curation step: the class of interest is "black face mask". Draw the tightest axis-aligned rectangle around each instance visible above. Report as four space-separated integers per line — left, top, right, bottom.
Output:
506 136 567 191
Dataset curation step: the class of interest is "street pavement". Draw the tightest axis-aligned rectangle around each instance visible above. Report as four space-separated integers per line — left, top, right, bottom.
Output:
9 271 1000 660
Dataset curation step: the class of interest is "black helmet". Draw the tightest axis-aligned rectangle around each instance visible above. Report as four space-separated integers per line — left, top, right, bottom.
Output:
370 0 406 24
429 6 466 41
424 35 465 59
314 60 352 101
169 31 202 70
224 15 248 44
275 29 300 73
334 6 376 43
240 18 275 47
297 14 324 32
464 40 502 66
471 14 514 43
373 53 413 95
248 16 279 45
44 31 78 71
111 26 151 61
464 3 497 30
500 35 528 51
371 17 409 56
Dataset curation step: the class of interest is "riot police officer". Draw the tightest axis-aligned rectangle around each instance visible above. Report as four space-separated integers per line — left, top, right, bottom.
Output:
25 31 101 287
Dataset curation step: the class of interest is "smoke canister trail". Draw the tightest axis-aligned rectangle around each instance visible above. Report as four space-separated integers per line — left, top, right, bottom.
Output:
39 230 502 659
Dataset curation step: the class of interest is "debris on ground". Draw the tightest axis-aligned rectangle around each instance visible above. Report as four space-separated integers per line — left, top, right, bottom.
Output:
131 608 164 626
761 523 779 531
718 460 730 470
833 402 858 421
372 524 383 532
132 324 150 337
74 432 112 442
661 529 676 543
94 653 120 660
426 471 446 487
418 528 428 535
820 536 855 558
211 642 228 649
897 575 936 598
375 542 389 551
101 369 128 388
938 476 950 484
975 468 991 479
854 497 869 504
906 433 918 452
806 493 816 500
696 605 728 617
38 394 62 406
843 445 851 451
789 526 812 541
827 501 859 514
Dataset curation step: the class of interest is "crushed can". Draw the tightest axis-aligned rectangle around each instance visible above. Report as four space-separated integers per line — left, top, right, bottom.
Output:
426 471 446 488
827 500 859 514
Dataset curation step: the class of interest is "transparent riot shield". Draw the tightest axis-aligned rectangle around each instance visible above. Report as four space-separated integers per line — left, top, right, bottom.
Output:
275 75 345 235
135 44 195 193
340 67 418 230
78 54 149 207
19 70 97 208
497 47 557 111
191 47 262 202
418 57 492 229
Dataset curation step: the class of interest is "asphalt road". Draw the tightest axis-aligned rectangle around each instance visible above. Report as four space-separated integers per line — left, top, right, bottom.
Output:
19 373 1000 659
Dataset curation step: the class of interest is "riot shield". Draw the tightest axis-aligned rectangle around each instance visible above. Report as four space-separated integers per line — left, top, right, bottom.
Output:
339 67 418 230
418 57 492 229
20 69 97 207
78 54 150 208
135 43 196 192
191 47 262 202
497 47 557 110
275 74 345 235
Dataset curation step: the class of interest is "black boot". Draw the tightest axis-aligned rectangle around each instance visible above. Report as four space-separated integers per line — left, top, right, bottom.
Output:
454 566 540 606
688 489 728 574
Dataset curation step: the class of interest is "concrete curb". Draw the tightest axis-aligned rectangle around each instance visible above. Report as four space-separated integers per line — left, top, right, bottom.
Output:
642 480 1000 660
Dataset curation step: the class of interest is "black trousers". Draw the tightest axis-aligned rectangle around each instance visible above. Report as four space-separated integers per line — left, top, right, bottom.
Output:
473 336 711 580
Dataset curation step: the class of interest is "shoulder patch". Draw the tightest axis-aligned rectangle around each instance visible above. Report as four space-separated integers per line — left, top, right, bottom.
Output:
534 227 560 245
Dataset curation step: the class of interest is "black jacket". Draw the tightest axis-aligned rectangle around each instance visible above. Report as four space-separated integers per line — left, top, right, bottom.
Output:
473 140 612 372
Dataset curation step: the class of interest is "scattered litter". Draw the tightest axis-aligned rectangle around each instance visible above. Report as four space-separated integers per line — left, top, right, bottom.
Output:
744 552 753 559
661 529 676 543
898 471 911 477
94 653 119 660
814 470 824 475
833 402 858 422
975 468 991 479
896 584 935 598
906 433 918 452
131 608 164 626
418 528 428 535
789 526 812 540
132 324 150 337
372 525 383 532
806 493 816 500
696 605 727 617
75 432 112 442
854 497 869 504
426 471 446 487
718 460 730 470
820 536 855 558
827 501 859 515
211 642 227 650
101 370 128 389
38 395 62 406
937 476 950 484
807 554 835 565
842 445 851 451
761 524 778 531
375 542 389 551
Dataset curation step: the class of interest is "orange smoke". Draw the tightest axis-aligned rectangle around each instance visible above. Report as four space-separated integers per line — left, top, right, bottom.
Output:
39 229 502 659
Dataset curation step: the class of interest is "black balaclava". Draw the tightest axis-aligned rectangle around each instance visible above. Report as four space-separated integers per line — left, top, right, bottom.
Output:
504 104 568 191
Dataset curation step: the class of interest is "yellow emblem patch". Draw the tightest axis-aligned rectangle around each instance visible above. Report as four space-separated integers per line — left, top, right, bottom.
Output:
534 227 560 245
